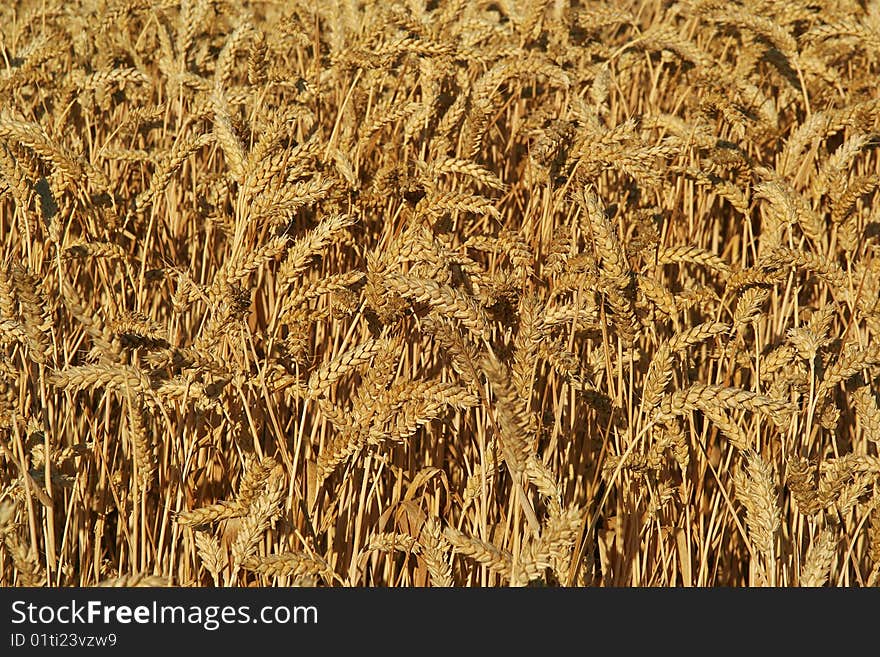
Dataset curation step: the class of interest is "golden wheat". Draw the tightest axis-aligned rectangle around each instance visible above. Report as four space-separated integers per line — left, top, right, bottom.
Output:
1 0 878 589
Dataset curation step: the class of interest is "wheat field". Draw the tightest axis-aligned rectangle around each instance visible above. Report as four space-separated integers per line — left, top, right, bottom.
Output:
0 0 879 588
